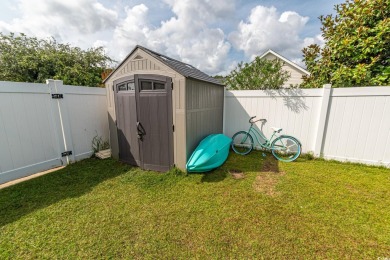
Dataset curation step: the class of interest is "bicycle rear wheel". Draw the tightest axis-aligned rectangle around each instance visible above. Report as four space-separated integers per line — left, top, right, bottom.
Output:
271 136 301 162
231 131 253 155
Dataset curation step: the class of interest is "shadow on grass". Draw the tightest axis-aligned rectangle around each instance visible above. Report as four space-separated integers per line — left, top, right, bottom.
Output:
223 150 280 173
200 170 227 183
199 150 281 183
260 154 280 173
0 158 130 227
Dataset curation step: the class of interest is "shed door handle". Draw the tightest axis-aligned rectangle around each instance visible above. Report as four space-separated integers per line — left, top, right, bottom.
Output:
136 122 146 140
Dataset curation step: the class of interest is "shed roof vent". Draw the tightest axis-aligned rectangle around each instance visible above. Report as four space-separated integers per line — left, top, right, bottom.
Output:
134 55 143 60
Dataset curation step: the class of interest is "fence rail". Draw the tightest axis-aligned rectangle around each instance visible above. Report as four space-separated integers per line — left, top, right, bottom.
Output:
0 80 108 184
224 85 390 167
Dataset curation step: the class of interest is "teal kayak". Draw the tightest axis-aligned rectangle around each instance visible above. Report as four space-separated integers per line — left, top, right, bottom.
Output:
186 134 232 172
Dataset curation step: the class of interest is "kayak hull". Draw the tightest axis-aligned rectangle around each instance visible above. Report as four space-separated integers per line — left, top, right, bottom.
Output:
186 134 232 172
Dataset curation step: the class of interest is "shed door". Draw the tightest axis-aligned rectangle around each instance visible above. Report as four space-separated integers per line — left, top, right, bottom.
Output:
114 78 140 166
135 75 173 171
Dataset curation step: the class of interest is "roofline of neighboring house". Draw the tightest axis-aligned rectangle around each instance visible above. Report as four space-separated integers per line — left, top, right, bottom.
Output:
259 49 310 76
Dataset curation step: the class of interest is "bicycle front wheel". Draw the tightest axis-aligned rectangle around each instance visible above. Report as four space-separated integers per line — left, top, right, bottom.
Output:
231 131 253 155
271 136 301 162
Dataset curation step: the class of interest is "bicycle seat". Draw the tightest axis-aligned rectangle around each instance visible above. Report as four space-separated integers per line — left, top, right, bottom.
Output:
271 127 282 133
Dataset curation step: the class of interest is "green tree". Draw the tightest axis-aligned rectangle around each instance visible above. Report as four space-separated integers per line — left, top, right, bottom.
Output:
224 57 290 90
0 33 114 87
302 0 390 88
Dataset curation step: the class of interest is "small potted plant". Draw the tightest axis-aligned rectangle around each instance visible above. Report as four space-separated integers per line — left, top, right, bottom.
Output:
92 134 111 159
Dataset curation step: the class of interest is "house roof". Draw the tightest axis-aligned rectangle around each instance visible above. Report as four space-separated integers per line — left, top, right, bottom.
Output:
103 45 224 85
259 49 310 75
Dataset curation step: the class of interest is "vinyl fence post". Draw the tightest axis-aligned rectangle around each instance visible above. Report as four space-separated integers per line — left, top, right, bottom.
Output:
47 79 75 164
314 84 332 156
47 79 67 165
223 87 226 134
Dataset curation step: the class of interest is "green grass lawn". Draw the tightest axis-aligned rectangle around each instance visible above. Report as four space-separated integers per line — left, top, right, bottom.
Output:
1 151 389 259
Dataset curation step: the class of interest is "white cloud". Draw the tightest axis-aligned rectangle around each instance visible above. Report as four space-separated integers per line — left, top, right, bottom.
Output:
111 4 150 57
228 5 321 63
0 0 117 43
164 0 235 23
303 34 325 48
110 1 233 74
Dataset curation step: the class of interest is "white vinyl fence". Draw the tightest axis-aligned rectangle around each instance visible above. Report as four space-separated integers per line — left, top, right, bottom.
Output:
224 85 390 167
0 80 108 184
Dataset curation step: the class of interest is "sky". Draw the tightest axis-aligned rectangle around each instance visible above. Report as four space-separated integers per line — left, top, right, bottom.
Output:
0 0 341 75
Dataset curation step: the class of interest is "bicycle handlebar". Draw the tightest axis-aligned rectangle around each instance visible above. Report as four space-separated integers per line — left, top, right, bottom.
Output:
249 116 267 124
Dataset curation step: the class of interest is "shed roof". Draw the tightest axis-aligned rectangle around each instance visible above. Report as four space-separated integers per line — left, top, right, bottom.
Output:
104 45 223 86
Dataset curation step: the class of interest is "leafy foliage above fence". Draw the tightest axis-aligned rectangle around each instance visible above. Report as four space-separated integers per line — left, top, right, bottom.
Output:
0 33 114 87
224 57 290 90
302 0 390 88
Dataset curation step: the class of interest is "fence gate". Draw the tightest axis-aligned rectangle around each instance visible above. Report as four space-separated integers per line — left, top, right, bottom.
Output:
114 74 173 171
0 80 108 185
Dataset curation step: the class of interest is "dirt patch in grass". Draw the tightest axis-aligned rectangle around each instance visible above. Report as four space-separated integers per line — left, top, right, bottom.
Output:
229 169 245 179
254 155 285 196
253 172 285 196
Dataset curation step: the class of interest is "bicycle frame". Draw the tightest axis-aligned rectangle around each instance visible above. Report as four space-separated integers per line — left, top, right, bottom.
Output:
246 124 280 150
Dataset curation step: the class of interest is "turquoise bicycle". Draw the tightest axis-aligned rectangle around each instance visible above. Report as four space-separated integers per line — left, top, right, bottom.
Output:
231 116 302 162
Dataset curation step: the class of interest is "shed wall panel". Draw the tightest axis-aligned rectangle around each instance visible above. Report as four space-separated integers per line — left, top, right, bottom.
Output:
174 78 187 169
185 79 224 159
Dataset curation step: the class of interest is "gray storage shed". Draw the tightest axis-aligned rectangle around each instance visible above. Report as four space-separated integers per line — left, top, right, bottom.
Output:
104 45 224 171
